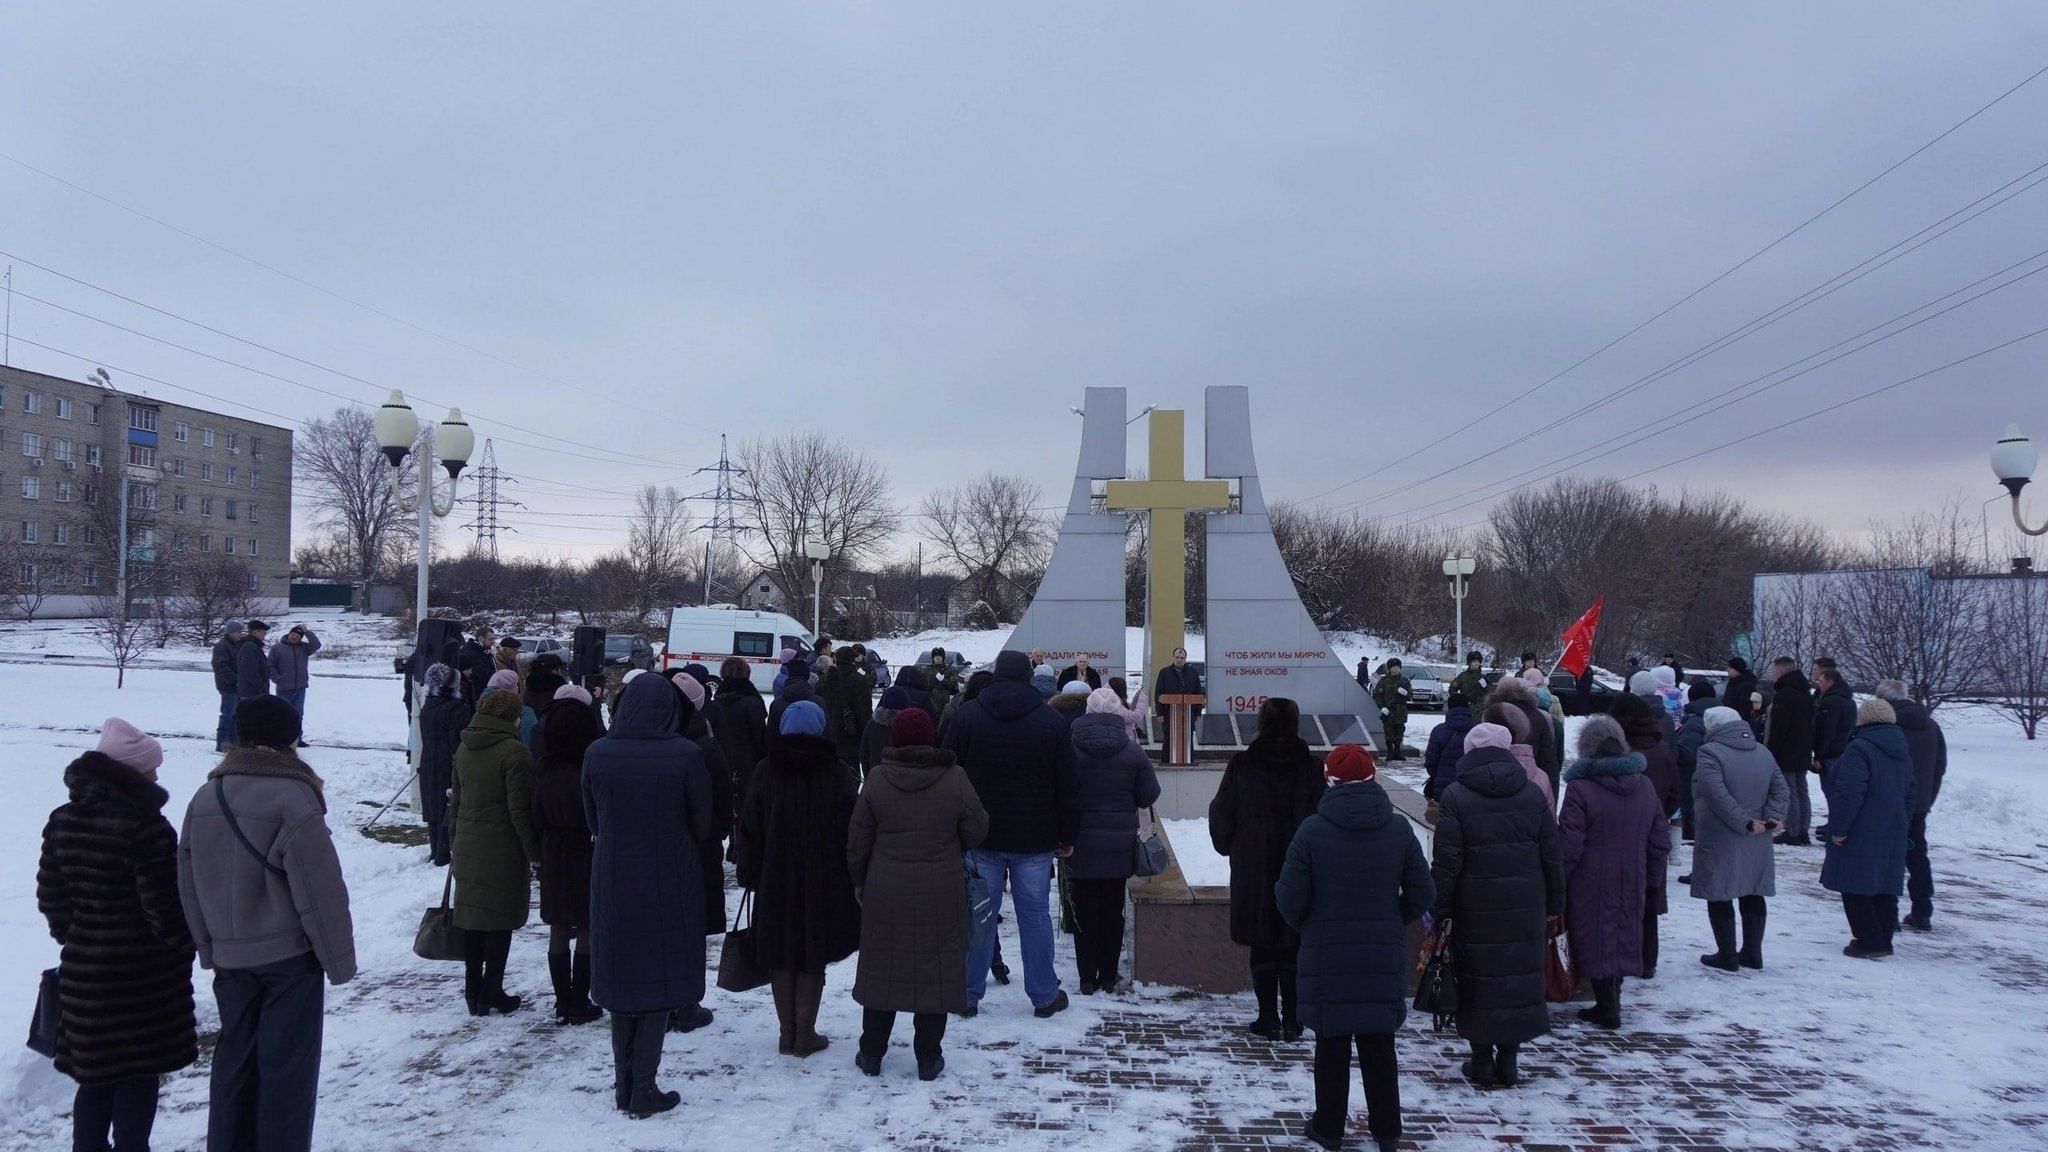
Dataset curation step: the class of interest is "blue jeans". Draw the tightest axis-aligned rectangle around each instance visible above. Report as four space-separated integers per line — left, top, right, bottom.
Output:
218 691 239 748
965 849 1060 1008
279 686 308 724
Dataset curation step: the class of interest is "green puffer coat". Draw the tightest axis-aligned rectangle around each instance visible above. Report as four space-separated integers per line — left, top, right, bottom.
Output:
451 712 540 931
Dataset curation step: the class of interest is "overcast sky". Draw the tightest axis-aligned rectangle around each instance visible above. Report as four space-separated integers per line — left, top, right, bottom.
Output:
5 3 2047 567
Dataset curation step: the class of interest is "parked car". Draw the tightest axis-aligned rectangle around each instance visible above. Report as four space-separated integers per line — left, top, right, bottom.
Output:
1403 665 1450 711
605 634 657 671
506 637 567 664
1548 670 1626 716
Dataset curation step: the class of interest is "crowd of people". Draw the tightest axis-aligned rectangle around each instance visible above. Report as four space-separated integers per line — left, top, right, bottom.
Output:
32 625 1950 1152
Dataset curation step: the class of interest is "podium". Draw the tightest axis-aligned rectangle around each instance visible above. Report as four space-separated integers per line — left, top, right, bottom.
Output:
1157 693 1206 766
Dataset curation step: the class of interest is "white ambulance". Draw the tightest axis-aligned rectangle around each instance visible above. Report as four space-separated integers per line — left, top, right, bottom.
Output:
662 606 814 692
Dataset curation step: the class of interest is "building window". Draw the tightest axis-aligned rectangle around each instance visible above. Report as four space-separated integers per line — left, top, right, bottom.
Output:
128 483 156 510
201 427 214 447
85 444 100 467
22 432 41 457
225 500 238 521
250 470 260 490
55 398 72 420
172 532 186 551
128 406 157 432
54 481 71 503
250 436 263 459
200 535 214 553
173 493 187 513
201 463 213 482
18 563 34 584
52 439 71 463
20 476 38 500
227 431 239 452
52 522 69 545
82 484 98 506
248 538 259 557
226 466 239 486
173 458 185 477
82 526 97 545
20 521 36 544
201 497 214 517
82 564 97 588
24 392 42 414
246 570 258 591
174 422 189 443
247 503 259 523
85 404 100 425
128 444 156 467
224 536 236 555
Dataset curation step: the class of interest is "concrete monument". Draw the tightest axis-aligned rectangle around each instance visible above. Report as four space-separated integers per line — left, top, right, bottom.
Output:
1004 386 1129 681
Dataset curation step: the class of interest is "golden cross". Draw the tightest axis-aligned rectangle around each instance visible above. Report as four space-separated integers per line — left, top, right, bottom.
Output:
1105 409 1231 694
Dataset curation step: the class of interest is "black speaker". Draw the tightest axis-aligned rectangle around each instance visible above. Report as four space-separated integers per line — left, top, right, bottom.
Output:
570 625 607 683
411 619 462 677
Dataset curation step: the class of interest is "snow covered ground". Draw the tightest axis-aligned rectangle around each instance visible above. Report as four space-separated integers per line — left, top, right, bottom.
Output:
3 620 2046 1149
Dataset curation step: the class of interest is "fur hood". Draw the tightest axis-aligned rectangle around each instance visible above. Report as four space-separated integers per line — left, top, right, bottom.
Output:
63 749 170 813
1562 751 1647 783
210 746 326 806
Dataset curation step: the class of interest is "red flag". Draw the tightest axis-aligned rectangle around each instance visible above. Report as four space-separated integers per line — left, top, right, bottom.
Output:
1556 595 1605 677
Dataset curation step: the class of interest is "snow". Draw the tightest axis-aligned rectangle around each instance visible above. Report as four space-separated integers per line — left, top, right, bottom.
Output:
5 619 2048 1149
1161 819 1230 888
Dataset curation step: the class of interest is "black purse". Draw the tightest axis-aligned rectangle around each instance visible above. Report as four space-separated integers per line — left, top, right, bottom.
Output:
1412 920 1457 1031
27 967 61 1058
716 891 772 993
412 869 466 963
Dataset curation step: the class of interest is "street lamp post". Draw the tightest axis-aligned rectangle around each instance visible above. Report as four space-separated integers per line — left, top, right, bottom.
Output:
1991 423 2048 537
1443 552 1477 662
805 537 830 638
374 390 475 624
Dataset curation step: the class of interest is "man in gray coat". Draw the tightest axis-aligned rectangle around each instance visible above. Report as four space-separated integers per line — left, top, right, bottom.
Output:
1690 707 1789 971
267 623 322 738
178 696 355 1152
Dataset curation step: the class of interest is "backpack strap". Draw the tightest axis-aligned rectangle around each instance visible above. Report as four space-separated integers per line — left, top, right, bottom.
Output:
214 777 290 879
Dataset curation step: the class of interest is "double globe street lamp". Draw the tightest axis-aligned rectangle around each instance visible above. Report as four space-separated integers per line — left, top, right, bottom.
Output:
1991 423 2048 538
374 390 475 621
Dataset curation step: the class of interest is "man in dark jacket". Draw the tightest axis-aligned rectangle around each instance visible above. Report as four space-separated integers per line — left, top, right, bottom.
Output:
942 650 1080 1018
1809 661 1857 840
178 696 355 1152
1422 692 1475 803
1876 680 1946 930
212 622 245 750
1722 657 1759 723
458 630 494 705
234 621 272 702
1153 648 1204 747
817 646 876 767
1764 659 1817 845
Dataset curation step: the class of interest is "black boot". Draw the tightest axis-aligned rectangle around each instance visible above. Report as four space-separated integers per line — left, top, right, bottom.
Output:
771 971 796 1055
1701 905 1740 972
1578 978 1621 1029
626 1012 679 1118
1493 1042 1520 1088
792 971 830 1057
1277 966 1303 1042
610 1013 636 1111
1462 1041 1497 1087
549 950 575 1020
463 935 489 1017
1247 966 1281 1039
1739 900 1767 969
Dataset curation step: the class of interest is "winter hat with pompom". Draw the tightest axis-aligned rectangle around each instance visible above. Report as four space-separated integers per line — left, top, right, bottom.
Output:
1062 681 1092 696
889 707 936 748
1086 686 1126 715
1653 665 1678 689
1576 714 1630 760
553 683 593 706
669 670 706 710
97 717 163 775
1323 744 1376 784
1857 697 1896 726
1521 667 1546 686
1628 670 1659 695
1463 722 1513 754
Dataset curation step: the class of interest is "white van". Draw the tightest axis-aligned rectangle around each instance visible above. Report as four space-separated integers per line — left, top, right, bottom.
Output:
663 606 814 692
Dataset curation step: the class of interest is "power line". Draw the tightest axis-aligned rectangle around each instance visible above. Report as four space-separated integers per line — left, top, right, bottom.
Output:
458 439 524 560
0 153 688 426
1304 57 2048 507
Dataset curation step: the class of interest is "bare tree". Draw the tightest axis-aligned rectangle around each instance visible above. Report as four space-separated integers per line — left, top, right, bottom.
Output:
87 592 149 688
298 408 411 611
0 538 63 620
172 554 259 645
627 485 694 622
1831 502 1984 704
733 433 899 608
1981 567 2048 738
919 473 1052 621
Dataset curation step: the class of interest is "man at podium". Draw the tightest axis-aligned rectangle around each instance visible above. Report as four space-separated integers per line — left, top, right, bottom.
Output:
1153 648 1205 759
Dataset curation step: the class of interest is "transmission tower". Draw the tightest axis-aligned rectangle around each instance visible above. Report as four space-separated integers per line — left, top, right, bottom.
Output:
690 433 749 603
459 438 523 560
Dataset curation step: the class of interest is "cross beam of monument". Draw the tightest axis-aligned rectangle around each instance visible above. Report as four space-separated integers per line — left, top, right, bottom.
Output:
1104 409 1230 693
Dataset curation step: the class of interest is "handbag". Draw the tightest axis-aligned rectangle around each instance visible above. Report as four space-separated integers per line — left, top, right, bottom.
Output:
1412 920 1457 1031
965 863 997 957
1132 808 1169 878
716 891 772 993
1544 928 1577 1003
26 967 61 1058
412 869 466 963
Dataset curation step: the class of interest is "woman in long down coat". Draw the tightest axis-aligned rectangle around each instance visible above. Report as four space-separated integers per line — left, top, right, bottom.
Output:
734 700 862 1058
451 689 541 1016
1209 698 1326 1041
1609 692 1681 978
666 670 732 1033
37 720 196 1152
1689 707 1789 971
417 663 471 866
848 708 989 1081
1559 716 1671 1030
705 658 769 807
1821 698 1915 959
1066 688 1162 995
532 695 604 1023
583 673 712 1117
1430 721 1563 1089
